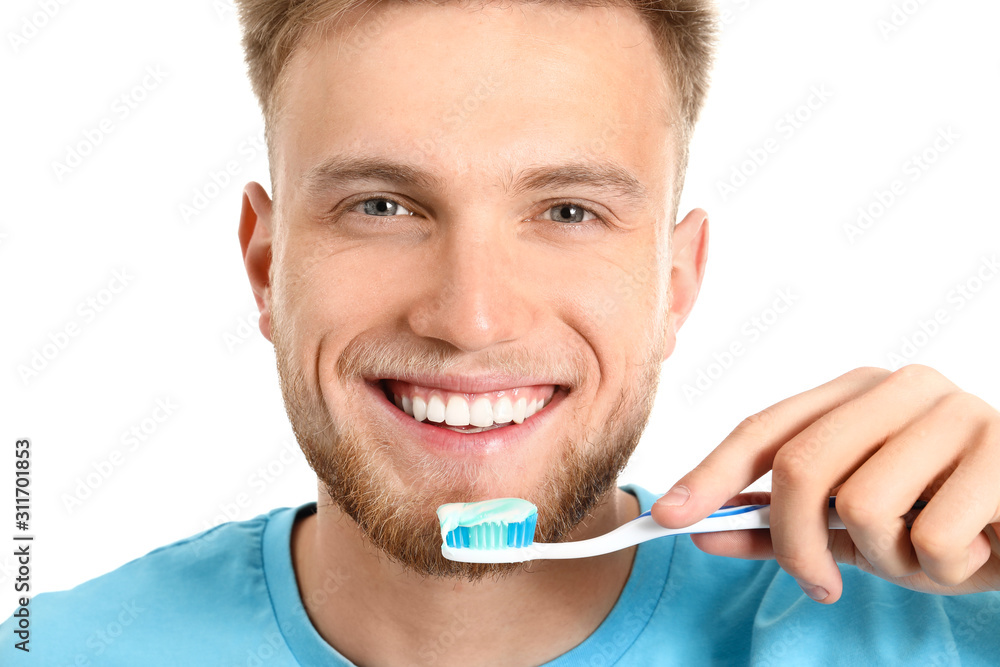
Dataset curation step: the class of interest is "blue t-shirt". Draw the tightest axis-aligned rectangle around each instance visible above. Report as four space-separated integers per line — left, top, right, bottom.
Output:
3 484 999 665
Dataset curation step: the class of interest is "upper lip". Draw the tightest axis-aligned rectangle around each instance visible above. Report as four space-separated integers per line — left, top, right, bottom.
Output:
369 372 566 394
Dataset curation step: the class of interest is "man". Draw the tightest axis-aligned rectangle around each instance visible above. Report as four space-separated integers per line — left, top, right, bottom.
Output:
4 0 999 664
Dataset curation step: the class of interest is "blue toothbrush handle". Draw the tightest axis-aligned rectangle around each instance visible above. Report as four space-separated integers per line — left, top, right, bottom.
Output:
531 496 930 560
636 495 927 530
648 496 927 532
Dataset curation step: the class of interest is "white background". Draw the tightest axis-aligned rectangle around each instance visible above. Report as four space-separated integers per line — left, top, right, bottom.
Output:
2 0 998 607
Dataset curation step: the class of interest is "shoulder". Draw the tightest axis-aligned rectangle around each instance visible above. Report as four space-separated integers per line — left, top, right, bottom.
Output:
0 504 306 665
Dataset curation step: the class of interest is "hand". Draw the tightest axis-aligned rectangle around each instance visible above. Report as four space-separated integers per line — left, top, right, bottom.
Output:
650 364 1000 603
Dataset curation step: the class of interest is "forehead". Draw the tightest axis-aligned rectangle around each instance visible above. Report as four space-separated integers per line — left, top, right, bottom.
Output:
273 1 676 199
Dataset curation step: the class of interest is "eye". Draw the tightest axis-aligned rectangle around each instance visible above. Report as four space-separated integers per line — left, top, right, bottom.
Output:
544 201 599 224
350 197 415 217
339 195 606 227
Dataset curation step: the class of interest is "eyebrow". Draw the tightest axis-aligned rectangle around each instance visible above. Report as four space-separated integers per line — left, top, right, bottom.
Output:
300 154 650 208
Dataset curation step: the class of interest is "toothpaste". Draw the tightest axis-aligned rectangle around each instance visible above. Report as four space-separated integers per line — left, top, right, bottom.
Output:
437 498 537 535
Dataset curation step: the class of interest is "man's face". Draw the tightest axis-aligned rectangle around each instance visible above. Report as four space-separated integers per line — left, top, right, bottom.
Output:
260 1 683 578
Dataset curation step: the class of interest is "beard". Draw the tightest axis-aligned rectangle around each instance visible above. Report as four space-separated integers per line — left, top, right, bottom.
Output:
271 302 665 582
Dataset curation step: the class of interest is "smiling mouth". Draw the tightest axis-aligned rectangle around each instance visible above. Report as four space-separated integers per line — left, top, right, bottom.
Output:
379 379 561 434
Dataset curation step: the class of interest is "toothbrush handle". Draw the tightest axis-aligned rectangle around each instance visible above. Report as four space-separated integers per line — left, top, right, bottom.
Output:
531 496 926 560
678 496 926 533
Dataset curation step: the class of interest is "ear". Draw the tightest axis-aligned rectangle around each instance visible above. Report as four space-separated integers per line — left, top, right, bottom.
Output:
662 208 709 361
238 181 275 342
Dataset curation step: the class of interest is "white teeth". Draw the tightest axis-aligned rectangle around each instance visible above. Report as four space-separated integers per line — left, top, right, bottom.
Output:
412 396 427 422
469 397 493 427
512 397 527 424
391 385 555 429
445 395 471 426
426 394 446 423
493 396 513 424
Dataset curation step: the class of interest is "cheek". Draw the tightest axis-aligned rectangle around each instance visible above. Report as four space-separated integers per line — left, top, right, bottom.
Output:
272 243 399 390
544 254 664 414
565 257 664 351
278 240 404 330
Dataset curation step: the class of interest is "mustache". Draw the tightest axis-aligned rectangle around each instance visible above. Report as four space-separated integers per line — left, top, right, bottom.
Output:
337 334 589 390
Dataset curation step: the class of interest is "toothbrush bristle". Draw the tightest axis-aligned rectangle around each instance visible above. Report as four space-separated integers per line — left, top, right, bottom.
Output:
437 498 538 550
444 514 537 549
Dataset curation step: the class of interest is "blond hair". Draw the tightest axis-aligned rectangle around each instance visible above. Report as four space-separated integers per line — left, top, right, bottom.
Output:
234 0 718 203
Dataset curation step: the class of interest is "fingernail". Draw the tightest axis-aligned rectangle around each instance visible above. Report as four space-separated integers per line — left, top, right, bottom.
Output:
656 485 690 508
797 582 829 601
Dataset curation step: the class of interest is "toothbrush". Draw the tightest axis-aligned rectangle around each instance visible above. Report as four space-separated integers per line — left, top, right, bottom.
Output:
437 496 927 563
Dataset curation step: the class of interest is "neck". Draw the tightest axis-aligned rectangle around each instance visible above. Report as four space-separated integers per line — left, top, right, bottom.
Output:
291 485 641 667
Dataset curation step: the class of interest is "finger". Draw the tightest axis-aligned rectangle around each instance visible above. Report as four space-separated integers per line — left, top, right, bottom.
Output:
690 529 775 560
766 365 958 603
652 366 891 529
909 419 1000 586
833 392 983 579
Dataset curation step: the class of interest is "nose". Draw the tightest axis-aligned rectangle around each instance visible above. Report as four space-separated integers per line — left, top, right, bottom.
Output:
407 219 533 353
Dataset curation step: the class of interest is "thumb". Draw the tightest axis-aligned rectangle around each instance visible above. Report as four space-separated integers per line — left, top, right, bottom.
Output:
649 460 763 529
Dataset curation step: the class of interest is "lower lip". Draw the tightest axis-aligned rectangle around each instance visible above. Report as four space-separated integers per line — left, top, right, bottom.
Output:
365 380 567 456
